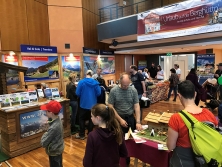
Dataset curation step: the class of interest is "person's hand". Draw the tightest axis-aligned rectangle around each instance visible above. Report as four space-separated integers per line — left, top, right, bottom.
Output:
120 118 128 128
142 92 147 97
215 74 219 78
136 123 142 131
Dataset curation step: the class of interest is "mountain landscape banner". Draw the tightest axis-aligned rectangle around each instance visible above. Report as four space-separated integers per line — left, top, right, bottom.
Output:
137 0 222 41
22 56 59 82
2 55 19 85
61 56 80 80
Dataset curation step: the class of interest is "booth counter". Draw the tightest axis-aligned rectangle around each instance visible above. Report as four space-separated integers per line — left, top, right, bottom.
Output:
0 99 70 157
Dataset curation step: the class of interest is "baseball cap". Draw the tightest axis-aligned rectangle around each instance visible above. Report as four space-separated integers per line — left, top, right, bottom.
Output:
216 63 222 66
40 100 62 114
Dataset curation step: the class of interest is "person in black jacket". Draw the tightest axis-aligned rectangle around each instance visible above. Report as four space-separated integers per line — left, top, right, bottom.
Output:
66 73 78 134
214 63 222 100
186 68 202 106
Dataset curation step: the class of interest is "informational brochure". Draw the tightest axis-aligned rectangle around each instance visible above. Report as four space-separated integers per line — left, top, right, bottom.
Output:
37 89 44 98
51 88 60 99
9 93 21 106
44 88 52 99
0 94 11 108
28 91 38 103
19 92 30 104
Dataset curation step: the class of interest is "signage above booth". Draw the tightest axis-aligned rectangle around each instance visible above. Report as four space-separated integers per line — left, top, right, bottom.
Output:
137 0 222 42
83 47 99 55
20 44 57 53
100 50 114 55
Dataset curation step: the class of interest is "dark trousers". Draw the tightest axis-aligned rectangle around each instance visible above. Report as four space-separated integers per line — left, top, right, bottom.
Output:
220 86 222 100
70 101 78 128
119 114 136 165
49 154 63 167
138 94 143 121
195 93 200 106
168 86 178 100
79 107 94 137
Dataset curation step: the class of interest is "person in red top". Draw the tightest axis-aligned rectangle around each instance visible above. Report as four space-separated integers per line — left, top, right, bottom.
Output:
167 80 218 167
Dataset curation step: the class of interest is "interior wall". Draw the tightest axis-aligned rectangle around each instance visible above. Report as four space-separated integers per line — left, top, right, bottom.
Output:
214 49 222 65
0 0 50 51
48 0 84 53
115 55 125 80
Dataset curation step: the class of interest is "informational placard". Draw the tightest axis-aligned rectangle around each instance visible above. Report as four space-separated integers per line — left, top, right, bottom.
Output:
2 55 19 85
22 56 59 82
9 93 21 106
20 45 57 54
197 54 215 84
137 0 222 41
36 89 44 98
19 106 64 138
28 91 38 103
44 88 52 99
83 55 115 75
61 56 81 80
20 92 30 104
138 61 147 70
0 94 11 108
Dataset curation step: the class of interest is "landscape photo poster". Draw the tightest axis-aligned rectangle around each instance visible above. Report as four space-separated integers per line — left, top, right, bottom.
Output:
22 56 59 82
83 55 115 75
19 106 64 138
61 56 81 80
2 55 20 85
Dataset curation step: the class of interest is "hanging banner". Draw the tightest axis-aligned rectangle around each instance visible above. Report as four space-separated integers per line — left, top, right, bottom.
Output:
138 61 147 70
196 54 215 84
22 56 59 82
61 56 81 80
137 0 222 42
20 44 57 53
83 55 115 75
2 55 20 85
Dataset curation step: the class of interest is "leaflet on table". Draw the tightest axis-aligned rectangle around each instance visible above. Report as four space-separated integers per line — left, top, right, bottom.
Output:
37 89 44 98
157 144 168 151
51 88 60 99
0 94 11 108
125 128 146 144
10 93 21 106
19 92 30 104
28 91 38 103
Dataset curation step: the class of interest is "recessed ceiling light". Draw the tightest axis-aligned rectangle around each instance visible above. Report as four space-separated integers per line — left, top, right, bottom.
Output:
159 49 162 50
202 45 206 46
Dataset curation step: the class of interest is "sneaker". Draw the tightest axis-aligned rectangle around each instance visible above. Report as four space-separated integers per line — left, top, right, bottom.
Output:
173 99 176 102
141 96 149 101
164 98 169 101
75 134 86 140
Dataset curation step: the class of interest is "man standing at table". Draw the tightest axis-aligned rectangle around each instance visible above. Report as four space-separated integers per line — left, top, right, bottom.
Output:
130 65 147 121
92 68 103 79
148 63 157 79
174 64 181 79
214 63 222 100
108 73 142 166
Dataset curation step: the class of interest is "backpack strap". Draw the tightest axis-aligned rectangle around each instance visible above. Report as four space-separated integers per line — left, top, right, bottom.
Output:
179 110 196 139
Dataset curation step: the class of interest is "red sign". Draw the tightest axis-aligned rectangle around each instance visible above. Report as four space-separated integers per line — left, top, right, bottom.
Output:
65 56 80 61
22 56 48 61
4 55 18 62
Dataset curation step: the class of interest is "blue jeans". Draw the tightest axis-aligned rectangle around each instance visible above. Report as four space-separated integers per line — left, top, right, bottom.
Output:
70 101 78 128
168 86 178 100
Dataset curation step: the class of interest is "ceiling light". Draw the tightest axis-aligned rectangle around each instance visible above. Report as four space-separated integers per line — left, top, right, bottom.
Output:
9 51 15 56
69 53 74 57
202 45 206 46
159 49 162 50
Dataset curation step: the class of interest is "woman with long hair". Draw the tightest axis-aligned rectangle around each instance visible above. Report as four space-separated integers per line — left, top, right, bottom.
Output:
167 80 218 167
156 65 164 80
83 104 128 167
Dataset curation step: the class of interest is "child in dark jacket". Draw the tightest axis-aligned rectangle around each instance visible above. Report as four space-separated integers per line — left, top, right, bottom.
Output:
40 101 64 167
83 104 128 167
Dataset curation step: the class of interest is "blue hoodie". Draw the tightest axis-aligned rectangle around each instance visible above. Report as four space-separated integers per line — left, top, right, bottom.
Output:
76 78 101 109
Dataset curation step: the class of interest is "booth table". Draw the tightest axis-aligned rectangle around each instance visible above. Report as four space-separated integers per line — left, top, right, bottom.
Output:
120 139 172 167
147 83 169 104
0 99 70 157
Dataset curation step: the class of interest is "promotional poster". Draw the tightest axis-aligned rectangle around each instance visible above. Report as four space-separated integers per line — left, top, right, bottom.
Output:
137 0 222 41
61 56 81 80
22 56 59 82
2 55 20 85
83 55 115 75
19 107 64 138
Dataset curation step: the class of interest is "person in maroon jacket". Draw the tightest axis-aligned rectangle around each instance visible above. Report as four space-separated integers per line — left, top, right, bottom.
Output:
83 104 128 167
186 68 202 106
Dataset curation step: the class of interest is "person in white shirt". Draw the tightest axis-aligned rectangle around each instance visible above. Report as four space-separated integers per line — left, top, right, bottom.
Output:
142 68 149 80
174 64 181 79
92 68 103 79
156 65 164 80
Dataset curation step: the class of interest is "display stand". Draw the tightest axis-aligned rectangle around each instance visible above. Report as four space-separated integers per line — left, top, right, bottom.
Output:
0 98 70 158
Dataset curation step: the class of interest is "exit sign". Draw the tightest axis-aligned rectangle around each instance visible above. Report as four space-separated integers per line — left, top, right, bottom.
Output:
166 53 172 56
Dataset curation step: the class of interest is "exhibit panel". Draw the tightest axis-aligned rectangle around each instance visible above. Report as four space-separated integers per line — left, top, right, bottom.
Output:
0 99 70 158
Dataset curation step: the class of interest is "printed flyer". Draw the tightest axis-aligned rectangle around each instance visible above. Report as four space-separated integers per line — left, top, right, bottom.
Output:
61 56 81 80
0 94 11 108
36 89 44 98
28 91 38 103
22 56 59 82
2 55 19 85
20 92 30 104
51 88 60 99
9 93 21 106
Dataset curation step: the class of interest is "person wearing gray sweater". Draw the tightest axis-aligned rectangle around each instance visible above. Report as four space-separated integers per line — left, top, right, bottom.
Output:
40 101 64 167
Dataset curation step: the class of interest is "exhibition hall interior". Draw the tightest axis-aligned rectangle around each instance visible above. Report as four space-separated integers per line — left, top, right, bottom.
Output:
0 0 222 167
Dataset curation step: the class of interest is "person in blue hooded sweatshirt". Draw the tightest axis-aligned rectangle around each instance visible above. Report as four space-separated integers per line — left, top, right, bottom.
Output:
75 70 101 140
